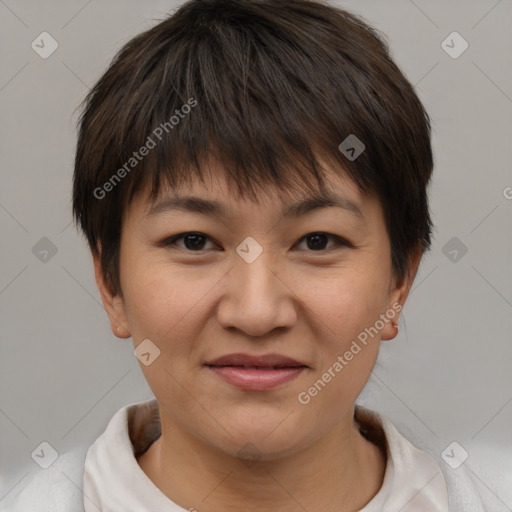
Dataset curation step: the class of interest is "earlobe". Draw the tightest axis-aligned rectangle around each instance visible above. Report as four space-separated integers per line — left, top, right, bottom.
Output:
381 281 406 341
93 252 131 339
381 320 400 341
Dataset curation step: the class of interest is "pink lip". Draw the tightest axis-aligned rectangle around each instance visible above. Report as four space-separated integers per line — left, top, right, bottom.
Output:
205 353 308 391
208 366 306 390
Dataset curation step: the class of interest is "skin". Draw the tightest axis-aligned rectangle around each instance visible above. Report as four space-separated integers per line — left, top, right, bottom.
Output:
94 161 421 512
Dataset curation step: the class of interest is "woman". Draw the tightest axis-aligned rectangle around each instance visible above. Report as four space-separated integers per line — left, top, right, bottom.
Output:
2 0 489 510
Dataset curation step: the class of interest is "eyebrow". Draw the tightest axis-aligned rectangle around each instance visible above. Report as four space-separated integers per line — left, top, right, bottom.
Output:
146 192 365 221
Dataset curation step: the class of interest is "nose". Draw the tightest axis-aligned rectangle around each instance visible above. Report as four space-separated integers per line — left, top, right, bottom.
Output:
216 253 297 338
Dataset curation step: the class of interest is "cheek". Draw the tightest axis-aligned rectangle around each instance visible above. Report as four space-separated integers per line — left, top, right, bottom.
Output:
292 267 387 401
121 256 213 338
122 263 217 411
292 265 389 340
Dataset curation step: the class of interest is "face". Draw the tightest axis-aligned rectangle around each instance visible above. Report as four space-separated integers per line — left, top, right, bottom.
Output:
95 161 418 461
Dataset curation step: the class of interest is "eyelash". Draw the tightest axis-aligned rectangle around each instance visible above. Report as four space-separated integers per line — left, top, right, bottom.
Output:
160 232 353 253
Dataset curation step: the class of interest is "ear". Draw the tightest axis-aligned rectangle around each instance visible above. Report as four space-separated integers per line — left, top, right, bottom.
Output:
380 247 422 341
93 251 131 339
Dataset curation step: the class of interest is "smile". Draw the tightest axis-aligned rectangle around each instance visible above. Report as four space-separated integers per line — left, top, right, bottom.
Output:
204 353 308 391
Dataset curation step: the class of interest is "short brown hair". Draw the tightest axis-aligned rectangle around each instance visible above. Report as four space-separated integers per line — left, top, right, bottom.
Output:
73 0 434 296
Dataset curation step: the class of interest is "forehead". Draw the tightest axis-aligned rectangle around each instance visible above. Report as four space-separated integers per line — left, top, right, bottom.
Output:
147 163 365 212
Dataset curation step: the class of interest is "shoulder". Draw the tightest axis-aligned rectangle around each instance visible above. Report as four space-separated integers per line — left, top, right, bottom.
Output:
0 445 88 512
437 443 512 512
361 410 508 512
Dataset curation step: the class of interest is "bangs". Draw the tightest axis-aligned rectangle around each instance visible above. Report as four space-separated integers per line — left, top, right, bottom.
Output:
88 3 381 210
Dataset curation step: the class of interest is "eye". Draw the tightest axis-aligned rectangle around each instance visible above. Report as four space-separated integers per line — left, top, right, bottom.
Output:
295 232 351 252
161 231 351 253
162 232 217 251
161 232 352 252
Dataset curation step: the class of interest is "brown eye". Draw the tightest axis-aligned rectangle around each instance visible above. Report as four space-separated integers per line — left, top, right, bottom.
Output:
296 233 351 252
163 232 216 251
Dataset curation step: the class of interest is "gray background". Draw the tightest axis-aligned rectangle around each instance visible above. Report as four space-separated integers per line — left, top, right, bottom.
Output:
1 0 511 507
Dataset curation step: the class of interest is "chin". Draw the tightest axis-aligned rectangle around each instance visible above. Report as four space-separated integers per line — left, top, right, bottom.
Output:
204 409 308 461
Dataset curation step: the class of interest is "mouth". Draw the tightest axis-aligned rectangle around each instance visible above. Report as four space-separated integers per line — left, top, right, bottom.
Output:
204 353 308 391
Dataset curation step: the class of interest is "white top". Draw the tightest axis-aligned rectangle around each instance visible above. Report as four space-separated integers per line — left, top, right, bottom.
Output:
1 398 494 512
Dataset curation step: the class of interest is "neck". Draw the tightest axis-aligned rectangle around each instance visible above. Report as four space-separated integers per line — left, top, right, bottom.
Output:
137 407 386 512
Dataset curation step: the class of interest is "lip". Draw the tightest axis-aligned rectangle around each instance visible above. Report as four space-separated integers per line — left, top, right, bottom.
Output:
205 353 307 368
204 353 308 391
